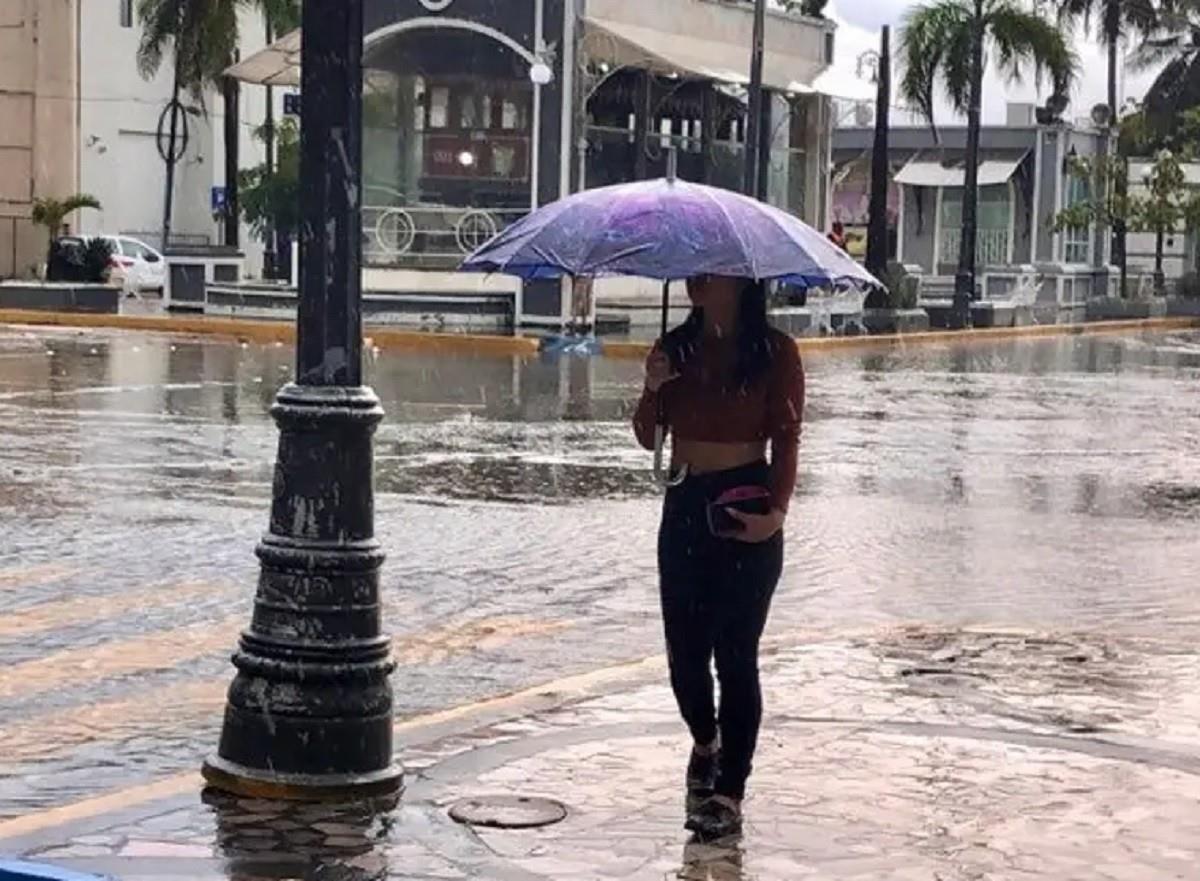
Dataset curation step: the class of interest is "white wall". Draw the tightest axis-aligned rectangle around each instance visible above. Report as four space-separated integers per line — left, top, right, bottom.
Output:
77 3 280 277
78 2 212 246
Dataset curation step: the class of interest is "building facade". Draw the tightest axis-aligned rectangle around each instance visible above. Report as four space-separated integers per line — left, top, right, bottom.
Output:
0 0 275 279
834 115 1116 308
348 0 837 271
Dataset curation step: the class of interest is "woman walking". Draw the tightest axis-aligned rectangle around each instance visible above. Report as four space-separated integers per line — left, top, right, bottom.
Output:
633 274 804 839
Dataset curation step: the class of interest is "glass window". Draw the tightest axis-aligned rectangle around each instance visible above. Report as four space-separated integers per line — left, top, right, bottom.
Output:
458 92 477 130
120 0 133 28
1063 173 1092 264
429 87 449 129
940 185 1013 265
121 239 153 259
501 99 520 130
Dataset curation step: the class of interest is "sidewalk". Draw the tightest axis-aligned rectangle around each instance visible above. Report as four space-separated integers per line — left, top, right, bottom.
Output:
3 628 1200 880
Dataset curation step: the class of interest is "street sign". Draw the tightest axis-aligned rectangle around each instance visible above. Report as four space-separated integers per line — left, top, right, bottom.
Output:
283 93 301 117
211 186 227 214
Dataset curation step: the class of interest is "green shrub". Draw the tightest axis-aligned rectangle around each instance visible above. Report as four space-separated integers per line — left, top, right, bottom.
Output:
83 238 114 283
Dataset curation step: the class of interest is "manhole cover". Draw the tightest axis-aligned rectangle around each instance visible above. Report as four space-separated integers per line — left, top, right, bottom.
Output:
448 795 567 829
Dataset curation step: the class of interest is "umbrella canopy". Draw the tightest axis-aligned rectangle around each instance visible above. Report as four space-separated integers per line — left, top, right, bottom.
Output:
461 177 880 290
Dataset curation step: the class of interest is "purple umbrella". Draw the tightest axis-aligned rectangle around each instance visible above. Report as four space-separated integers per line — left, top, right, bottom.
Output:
461 164 881 485
461 172 878 289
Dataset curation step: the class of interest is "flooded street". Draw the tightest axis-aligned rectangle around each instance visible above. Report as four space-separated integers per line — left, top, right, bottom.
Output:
1 325 1199 819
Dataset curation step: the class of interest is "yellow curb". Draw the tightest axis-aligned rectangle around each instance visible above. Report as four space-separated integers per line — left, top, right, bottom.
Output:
0 773 204 841
600 316 1200 360
0 309 540 358
3 309 1194 362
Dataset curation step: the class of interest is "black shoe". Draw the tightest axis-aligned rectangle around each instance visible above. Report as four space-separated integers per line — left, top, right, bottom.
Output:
685 796 743 841
685 746 719 810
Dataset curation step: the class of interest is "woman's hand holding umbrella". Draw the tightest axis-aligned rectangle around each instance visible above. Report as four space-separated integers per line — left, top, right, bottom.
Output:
644 349 679 393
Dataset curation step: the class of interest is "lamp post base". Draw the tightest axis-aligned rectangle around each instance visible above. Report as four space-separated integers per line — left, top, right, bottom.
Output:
204 384 402 802
202 755 403 804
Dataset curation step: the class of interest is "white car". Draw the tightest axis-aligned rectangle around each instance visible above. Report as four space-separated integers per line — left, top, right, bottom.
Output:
102 236 166 293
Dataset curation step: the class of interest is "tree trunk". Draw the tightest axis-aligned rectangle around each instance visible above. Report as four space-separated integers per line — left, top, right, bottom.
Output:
953 0 985 329
1105 24 1125 296
866 26 891 283
223 74 240 248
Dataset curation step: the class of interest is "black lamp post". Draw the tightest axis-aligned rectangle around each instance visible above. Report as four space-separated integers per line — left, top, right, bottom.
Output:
202 0 403 801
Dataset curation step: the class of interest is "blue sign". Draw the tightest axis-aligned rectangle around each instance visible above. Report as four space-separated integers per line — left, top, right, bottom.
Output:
211 186 227 213
284 93 301 117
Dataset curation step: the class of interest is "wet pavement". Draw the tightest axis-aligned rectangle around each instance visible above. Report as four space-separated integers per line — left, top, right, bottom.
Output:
1 323 1199 876
5 634 1200 879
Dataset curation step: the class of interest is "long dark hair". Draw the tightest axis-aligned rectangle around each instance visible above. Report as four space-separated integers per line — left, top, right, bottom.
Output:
662 279 773 390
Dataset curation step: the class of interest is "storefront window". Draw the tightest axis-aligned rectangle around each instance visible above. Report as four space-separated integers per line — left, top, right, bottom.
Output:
940 185 1013 266
362 29 536 269
1063 173 1092 264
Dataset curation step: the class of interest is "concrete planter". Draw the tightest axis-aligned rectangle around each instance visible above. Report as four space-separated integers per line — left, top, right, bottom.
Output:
861 308 930 335
204 283 515 333
1165 297 1200 317
0 281 120 313
1086 297 1169 321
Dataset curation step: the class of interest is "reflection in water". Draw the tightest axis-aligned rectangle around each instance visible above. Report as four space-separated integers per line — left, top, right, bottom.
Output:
679 838 745 880
204 789 396 880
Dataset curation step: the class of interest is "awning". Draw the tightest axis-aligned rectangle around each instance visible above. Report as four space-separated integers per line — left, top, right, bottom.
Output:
788 68 876 102
893 151 1029 187
225 28 300 87
585 16 823 95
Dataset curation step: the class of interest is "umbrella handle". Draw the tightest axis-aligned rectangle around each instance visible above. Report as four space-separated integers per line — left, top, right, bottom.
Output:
653 425 688 488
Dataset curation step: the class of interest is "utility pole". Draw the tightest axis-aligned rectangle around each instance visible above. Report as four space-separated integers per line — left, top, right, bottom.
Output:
160 0 184 252
865 26 891 280
744 0 767 199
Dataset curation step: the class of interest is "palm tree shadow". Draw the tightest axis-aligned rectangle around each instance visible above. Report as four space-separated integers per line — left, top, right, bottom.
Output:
677 834 746 881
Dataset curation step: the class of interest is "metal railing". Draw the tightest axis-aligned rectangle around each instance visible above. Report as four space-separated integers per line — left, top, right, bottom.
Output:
361 191 528 270
939 228 1010 267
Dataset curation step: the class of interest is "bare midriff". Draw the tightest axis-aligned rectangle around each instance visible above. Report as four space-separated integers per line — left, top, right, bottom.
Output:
672 439 767 475
633 328 805 512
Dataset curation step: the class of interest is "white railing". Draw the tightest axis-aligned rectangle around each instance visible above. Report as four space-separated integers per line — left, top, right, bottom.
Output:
362 188 528 270
940 228 1010 267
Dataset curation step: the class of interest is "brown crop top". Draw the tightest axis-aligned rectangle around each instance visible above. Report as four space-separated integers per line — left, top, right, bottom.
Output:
633 328 805 512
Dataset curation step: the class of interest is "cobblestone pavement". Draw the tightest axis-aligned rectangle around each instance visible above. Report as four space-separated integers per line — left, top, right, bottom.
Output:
5 628 1200 880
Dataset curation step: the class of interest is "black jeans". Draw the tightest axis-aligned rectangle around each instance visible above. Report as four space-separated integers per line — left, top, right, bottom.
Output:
658 461 783 801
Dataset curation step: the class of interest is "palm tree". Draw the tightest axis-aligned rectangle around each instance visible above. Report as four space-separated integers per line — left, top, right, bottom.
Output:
900 0 1077 327
31 195 102 267
1136 0 1200 140
1058 0 1159 298
1058 0 1158 122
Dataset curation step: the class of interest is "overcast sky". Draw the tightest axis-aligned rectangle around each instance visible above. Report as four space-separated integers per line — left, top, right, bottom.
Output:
827 0 1160 125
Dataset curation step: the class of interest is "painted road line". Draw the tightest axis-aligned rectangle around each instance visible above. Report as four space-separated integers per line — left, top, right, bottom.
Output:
0 653 667 843
0 617 243 701
0 565 81 592
0 680 228 764
0 616 574 765
0 582 226 640
0 773 205 841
